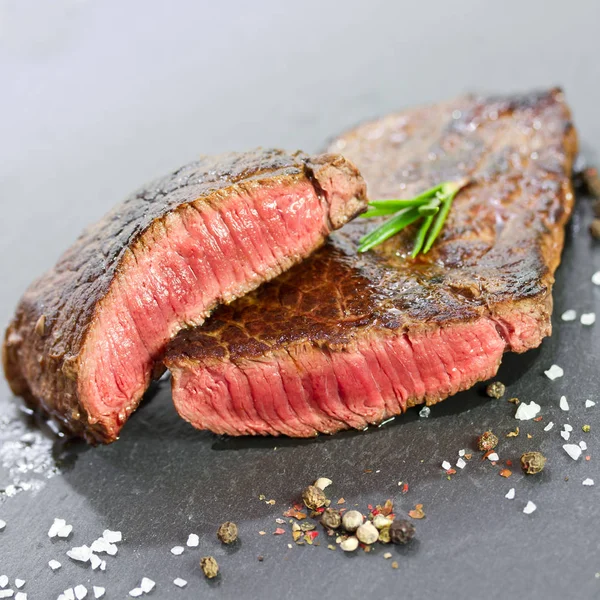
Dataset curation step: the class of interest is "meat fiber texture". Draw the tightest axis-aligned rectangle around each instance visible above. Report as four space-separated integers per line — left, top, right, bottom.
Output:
2 149 367 443
166 89 578 437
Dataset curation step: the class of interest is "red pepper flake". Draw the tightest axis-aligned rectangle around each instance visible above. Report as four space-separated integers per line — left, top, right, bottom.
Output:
273 528 286 535
446 468 457 475
364 469 373 474
402 483 409 494
408 504 425 519
533 416 543 422
499 469 512 478
505 459 513 467
306 530 318 541
293 503 304 511
368 504 373 510
464 453 472 460
315 507 325 514
283 509 307 520
337 498 346 505
586 455 591 461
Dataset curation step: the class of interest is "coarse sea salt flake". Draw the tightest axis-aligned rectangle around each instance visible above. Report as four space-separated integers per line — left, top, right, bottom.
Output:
48 518 66 538
74 585 87 600
592 271 600 286
560 430 570 441
48 560 61 571
563 444 582 460
140 578 155 593
487 452 499 461
561 309 577 321
64 590 75 600
583 478 595 486
0 521 5 531
544 421 554 432
92 587 105 599
90 554 101 570
456 458 467 469
102 529 122 544
15 593 27 600
544 364 564 380
14 582 24 590
523 501 537 514
99 561 106 572
515 401 541 420
171 546 184 555
579 440 588 451
0 591 12 599
173 579 187 588
186 534 199 547
0 576 7 588
505 488 515 499
129 589 143 598
441 461 452 471
458 449 466 457
67 545 92 563
419 406 431 418
560 396 569 411
581 313 596 326
564 424 573 432
57 524 73 538
586 399 596 408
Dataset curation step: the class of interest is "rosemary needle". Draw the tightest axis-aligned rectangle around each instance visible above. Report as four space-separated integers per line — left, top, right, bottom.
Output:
357 207 421 253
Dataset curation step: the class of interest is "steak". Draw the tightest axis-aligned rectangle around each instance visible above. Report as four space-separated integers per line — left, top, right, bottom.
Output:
2 149 367 443
166 89 578 437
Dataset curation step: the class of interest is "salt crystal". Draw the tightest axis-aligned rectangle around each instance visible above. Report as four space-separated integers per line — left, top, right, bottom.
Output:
140 578 155 593
419 406 431 418
583 478 595 486
456 458 466 469
90 554 101 570
57 524 73 539
0 576 7 588
458 449 466 457
544 364 564 380
561 309 577 321
560 396 569 411
186 534 199 547
581 313 596 326
64 590 75 600
99 561 106 572
544 421 554 432
441 461 452 471
560 430 570 441
0 591 12 599
15 593 26 600
74 585 87 600
48 518 66 538
523 501 537 514
505 488 515 499
563 444 582 460
579 440 588 451
563 424 573 432
0 521 5 531
102 529 122 544
173 579 187 588
91 538 118 556
170 546 184 555
592 271 600 286
92 588 105 599
515 401 541 420
487 452 499 461
14 582 24 590
128 589 143 598
48 560 61 571
586 399 596 408
67 545 92 563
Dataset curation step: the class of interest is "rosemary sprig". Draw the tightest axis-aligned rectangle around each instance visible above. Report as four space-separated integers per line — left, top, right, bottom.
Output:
357 179 468 255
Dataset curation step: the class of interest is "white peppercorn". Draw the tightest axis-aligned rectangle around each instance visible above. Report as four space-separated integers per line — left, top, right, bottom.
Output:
339 536 359 552
341 510 364 532
356 522 379 545
313 477 332 490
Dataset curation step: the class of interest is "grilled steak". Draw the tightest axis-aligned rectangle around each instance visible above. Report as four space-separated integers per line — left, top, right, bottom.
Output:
166 89 577 437
2 149 367 443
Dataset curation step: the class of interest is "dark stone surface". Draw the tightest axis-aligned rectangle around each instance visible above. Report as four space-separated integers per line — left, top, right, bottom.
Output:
1 1 599 598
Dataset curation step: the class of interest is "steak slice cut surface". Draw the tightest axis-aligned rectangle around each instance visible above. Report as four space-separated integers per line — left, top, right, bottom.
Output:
166 89 578 437
2 149 367 443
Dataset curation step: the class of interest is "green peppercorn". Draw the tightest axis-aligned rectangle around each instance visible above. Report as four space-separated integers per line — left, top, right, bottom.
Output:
217 521 238 544
583 424 591 433
200 556 219 579
378 525 391 544
302 485 327 511
486 381 506 399
477 430 499 452
389 519 416 545
321 508 341 530
521 451 546 475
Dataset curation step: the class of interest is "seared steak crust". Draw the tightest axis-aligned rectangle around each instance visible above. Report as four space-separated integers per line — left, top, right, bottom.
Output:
3 149 367 443
167 89 577 436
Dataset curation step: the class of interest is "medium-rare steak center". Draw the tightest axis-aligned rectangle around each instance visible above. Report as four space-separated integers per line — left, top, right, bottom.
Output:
166 89 578 437
3 149 367 443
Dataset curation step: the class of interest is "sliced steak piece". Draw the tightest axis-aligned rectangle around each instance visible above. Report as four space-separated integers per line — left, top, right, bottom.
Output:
2 149 367 443
166 89 578 437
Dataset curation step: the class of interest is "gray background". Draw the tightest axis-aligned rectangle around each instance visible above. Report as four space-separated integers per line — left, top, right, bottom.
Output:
1 1 600 599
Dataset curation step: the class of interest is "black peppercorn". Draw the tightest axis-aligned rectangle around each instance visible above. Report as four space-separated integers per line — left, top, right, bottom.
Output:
389 519 415 545
520 451 546 475
302 485 327 510
320 508 341 530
